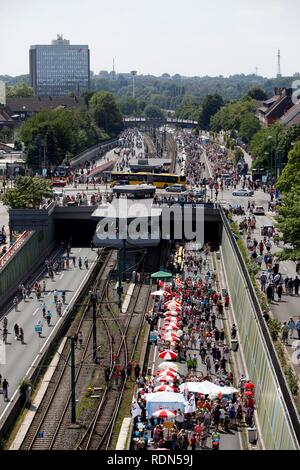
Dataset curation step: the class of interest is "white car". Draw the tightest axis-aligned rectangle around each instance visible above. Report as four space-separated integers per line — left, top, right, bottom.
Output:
232 188 254 197
253 206 265 215
53 189 63 198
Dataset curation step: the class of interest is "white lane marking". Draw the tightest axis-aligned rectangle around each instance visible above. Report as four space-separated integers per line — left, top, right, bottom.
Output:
33 307 39 316
59 273 64 280
78 248 82 253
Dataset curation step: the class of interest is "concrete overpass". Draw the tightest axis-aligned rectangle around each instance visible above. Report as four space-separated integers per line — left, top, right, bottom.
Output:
123 117 198 128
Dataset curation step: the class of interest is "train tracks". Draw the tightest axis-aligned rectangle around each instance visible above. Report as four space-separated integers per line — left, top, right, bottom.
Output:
75 283 151 450
20 249 151 450
20 249 115 450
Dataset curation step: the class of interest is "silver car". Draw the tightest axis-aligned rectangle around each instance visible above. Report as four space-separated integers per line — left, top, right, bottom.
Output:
232 188 254 197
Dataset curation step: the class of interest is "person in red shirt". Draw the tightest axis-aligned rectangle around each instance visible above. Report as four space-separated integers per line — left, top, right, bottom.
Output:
224 294 230 309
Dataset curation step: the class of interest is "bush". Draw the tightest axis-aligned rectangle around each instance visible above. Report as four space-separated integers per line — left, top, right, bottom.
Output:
19 378 31 394
268 318 281 341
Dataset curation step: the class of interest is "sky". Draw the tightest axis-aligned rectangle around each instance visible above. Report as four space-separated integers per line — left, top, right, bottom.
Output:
1 0 299 78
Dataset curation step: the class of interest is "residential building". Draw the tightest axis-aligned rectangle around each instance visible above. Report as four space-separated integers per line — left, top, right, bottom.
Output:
280 103 300 127
29 35 90 96
256 88 294 127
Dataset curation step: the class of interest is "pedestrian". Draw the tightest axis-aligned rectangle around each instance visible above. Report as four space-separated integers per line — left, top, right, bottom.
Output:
126 362 133 379
277 284 283 301
295 317 300 340
281 322 289 345
46 310 52 326
2 378 9 401
13 296 19 312
78 331 83 348
62 291 66 304
78 257 82 269
84 257 88 269
14 323 19 339
134 363 141 382
104 367 110 386
294 276 300 296
205 355 211 374
288 317 295 338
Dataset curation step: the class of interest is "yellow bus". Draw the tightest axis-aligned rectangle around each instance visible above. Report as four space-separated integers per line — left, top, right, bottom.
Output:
110 172 186 189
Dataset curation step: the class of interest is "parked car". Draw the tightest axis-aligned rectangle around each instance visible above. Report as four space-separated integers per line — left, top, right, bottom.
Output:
165 184 187 193
51 179 66 188
232 188 254 197
52 189 64 198
189 188 205 197
253 205 265 215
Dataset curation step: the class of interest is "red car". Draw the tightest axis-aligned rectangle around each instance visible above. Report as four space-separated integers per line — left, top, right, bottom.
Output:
51 179 66 188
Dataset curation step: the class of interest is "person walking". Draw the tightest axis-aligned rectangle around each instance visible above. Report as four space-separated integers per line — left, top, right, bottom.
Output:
13 296 19 312
2 378 9 401
295 317 300 340
46 310 52 326
281 322 289 345
205 355 211 374
288 317 295 339
294 276 300 296
277 284 283 302
78 257 82 269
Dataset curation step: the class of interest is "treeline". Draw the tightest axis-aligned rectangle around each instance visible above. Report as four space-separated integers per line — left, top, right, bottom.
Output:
20 92 123 168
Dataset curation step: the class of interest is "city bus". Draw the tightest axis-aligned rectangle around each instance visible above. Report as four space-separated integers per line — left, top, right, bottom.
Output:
110 172 186 188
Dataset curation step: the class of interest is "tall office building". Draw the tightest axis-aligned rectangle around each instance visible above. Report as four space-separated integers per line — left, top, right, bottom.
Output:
29 35 90 96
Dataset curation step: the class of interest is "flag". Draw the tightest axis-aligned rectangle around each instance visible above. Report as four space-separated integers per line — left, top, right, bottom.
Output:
184 394 196 414
131 399 142 418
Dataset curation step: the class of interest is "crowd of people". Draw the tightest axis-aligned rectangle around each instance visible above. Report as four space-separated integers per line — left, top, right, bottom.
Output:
130 242 255 451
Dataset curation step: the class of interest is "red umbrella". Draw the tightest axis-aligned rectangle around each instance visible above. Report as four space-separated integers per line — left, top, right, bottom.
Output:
153 385 176 392
157 369 179 378
164 311 179 316
245 381 255 390
152 409 176 418
244 390 254 397
162 324 179 331
159 350 177 360
163 333 180 342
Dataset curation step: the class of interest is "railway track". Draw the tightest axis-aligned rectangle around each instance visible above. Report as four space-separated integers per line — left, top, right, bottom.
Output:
20 249 116 450
75 283 151 450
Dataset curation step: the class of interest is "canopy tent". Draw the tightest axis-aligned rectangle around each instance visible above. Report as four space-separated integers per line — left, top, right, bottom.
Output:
157 362 179 371
151 271 173 279
150 290 165 297
145 391 185 415
179 381 238 395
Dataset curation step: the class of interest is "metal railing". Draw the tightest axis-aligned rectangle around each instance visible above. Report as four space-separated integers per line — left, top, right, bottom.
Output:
0 231 31 269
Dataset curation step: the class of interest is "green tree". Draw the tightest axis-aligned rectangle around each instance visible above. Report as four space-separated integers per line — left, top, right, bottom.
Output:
89 91 123 134
198 93 224 130
277 124 300 167
277 185 300 249
144 104 165 119
239 112 261 143
276 140 300 193
247 87 268 101
250 123 284 171
2 176 52 209
6 83 34 97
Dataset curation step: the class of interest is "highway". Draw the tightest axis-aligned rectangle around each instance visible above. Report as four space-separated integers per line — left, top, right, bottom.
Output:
0 247 97 417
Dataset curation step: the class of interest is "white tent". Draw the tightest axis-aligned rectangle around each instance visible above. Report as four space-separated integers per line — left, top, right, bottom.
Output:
145 391 185 415
179 381 238 395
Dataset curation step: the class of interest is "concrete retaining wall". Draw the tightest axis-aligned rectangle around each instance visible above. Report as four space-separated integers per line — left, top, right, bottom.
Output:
0 215 56 310
221 210 300 450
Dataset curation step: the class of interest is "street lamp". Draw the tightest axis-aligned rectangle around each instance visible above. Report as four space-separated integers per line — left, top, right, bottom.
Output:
130 70 137 99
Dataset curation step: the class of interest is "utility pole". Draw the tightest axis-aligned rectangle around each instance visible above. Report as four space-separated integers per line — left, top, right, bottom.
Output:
130 70 137 99
90 292 97 363
70 336 76 424
117 247 123 310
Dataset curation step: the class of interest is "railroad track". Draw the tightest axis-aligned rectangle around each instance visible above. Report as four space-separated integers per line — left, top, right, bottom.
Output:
20 249 116 450
75 283 151 450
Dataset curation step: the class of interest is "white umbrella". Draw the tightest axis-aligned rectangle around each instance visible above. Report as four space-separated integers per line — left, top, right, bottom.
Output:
151 290 165 297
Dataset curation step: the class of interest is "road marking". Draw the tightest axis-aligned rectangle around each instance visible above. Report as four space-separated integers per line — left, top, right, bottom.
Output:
78 248 82 253
59 273 64 280
33 307 39 316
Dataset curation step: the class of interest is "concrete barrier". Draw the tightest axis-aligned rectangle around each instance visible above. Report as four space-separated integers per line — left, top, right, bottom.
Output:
220 208 300 450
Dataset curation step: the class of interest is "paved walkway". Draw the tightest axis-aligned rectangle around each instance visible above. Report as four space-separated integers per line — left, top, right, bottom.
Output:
0 247 97 418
